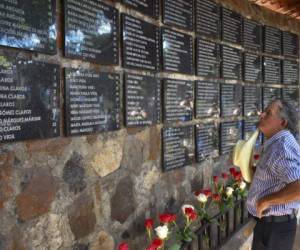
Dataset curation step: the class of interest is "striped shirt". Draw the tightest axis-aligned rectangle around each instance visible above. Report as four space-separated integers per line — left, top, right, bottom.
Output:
246 130 300 217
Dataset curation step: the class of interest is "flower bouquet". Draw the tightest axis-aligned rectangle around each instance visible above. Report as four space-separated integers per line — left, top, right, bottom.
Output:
118 169 249 249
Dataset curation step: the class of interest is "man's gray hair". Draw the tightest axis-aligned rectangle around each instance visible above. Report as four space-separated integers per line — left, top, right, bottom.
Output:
273 99 299 137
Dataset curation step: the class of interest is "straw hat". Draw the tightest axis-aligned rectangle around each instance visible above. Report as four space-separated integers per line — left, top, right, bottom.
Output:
232 130 260 183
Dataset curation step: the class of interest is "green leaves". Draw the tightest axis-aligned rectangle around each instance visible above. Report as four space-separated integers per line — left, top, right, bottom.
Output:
176 228 195 243
169 243 181 250
197 207 210 221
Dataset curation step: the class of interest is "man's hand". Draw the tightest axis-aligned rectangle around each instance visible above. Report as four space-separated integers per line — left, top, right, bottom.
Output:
255 181 300 218
256 198 270 218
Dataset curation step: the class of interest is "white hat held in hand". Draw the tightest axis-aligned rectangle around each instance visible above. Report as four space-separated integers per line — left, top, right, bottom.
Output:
232 129 259 183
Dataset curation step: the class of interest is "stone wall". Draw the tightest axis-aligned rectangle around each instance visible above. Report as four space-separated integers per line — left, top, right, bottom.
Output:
0 1 299 250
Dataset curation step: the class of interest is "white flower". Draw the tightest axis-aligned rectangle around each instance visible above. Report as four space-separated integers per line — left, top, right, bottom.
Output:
196 193 208 203
155 225 168 240
226 187 234 197
239 181 246 190
181 204 195 214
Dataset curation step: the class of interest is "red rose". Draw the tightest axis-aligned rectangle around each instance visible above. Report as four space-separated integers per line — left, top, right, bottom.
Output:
146 238 163 250
188 211 197 221
233 172 238 179
144 218 154 229
202 189 212 197
254 154 260 160
194 190 201 196
118 242 129 250
169 214 176 223
221 172 228 180
213 176 218 183
233 171 242 181
159 213 176 224
152 238 163 247
183 207 197 221
229 167 236 175
212 194 221 202
184 207 194 215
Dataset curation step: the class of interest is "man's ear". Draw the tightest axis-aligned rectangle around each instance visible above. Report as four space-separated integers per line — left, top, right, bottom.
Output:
281 119 288 129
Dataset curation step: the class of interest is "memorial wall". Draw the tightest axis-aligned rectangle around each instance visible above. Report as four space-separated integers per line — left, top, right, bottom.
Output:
1 0 299 160
0 0 299 249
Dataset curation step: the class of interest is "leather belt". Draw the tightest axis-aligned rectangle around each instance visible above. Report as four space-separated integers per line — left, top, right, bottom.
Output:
254 213 296 223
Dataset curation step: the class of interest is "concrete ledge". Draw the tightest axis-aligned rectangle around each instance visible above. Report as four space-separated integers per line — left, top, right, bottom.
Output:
220 219 256 250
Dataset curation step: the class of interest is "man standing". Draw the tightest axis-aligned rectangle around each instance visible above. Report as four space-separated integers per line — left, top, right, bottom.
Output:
246 99 300 250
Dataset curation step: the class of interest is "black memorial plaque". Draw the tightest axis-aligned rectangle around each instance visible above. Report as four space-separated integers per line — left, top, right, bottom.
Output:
283 88 300 138
122 0 159 19
196 122 219 162
244 118 262 146
222 8 242 44
263 56 282 84
195 0 220 39
263 87 282 109
162 125 194 171
0 57 60 143
283 88 300 140
195 81 220 118
164 79 193 122
122 14 160 71
220 121 243 155
282 60 299 85
125 73 161 126
244 85 262 117
282 87 299 111
64 0 119 64
243 18 262 51
263 26 282 55
162 28 193 74
0 0 56 54
221 45 242 80
243 53 262 83
163 0 193 31
65 69 120 136
221 84 243 117
282 31 299 58
196 38 220 78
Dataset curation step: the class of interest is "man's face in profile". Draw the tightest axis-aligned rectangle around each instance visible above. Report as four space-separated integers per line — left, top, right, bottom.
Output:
258 101 284 138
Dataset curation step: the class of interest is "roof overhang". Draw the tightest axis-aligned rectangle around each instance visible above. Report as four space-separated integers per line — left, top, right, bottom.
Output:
250 0 300 20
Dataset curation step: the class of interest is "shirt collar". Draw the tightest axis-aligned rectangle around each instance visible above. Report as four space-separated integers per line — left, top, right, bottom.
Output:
264 129 290 150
